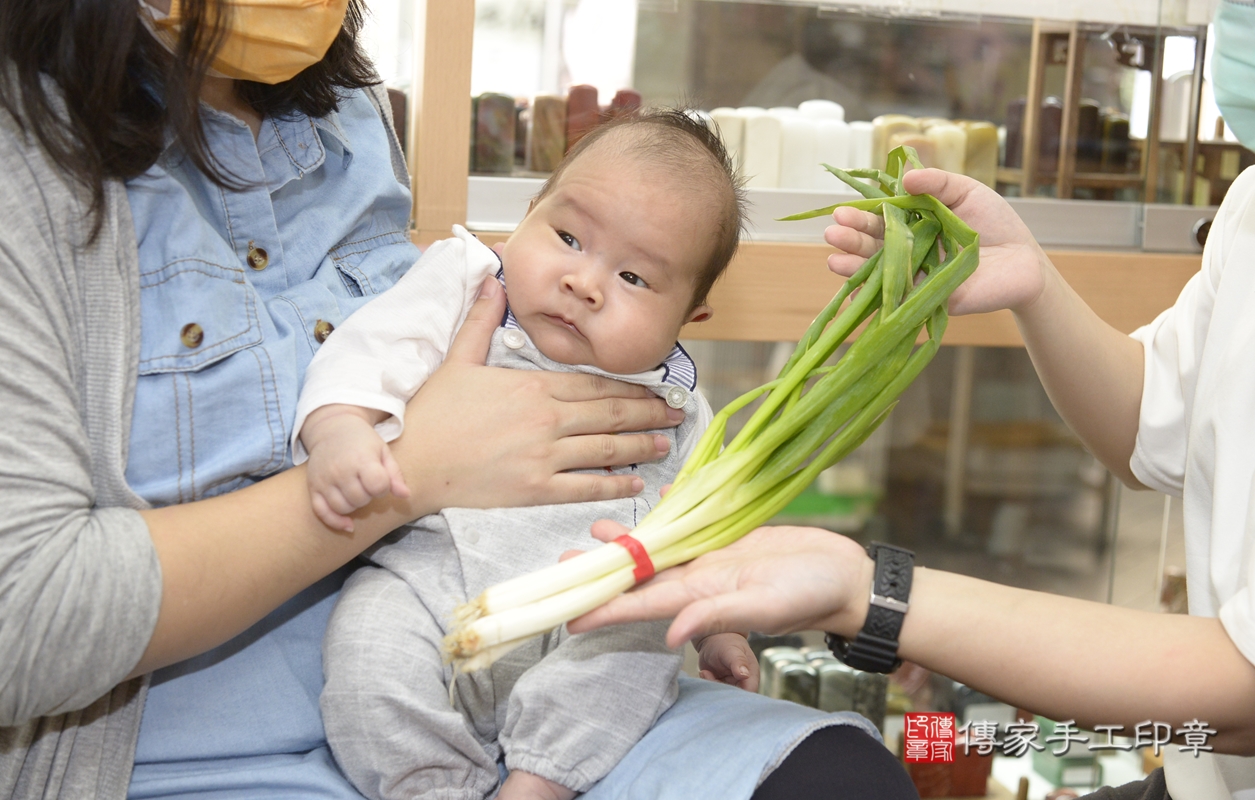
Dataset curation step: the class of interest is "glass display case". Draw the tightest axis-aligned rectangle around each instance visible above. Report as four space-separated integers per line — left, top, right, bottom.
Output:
409 3 1239 206
371 4 1203 792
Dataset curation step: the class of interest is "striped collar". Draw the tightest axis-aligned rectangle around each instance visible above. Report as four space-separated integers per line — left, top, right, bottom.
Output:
492 264 697 391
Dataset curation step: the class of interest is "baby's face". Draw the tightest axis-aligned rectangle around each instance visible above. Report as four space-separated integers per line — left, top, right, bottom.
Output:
500 146 715 375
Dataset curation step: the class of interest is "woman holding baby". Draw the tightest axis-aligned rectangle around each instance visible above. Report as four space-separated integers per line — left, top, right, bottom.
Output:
0 0 912 798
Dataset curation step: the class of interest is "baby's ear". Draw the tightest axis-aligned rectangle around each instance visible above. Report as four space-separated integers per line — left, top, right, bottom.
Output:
686 304 713 324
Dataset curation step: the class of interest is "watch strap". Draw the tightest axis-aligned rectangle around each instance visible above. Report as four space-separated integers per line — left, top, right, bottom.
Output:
828 541 914 673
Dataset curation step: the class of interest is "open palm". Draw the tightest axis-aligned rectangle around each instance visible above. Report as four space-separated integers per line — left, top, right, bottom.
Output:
569 524 871 649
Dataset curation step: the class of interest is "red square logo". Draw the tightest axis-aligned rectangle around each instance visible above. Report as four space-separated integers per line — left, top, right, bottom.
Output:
905 713 956 763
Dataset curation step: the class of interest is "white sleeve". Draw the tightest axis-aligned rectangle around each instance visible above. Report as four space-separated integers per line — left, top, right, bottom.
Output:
291 227 499 463
1220 481 1255 666
1127 170 1255 494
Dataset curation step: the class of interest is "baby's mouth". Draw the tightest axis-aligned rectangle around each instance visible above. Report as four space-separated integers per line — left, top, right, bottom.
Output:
545 314 581 335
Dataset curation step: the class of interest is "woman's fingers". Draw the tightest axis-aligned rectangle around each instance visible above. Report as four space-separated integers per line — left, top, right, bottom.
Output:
826 206 884 251
544 371 658 403
547 434 670 475
567 568 697 633
545 472 646 503
668 587 789 647
444 277 506 366
825 206 885 278
827 251 869 278
901 166 968 205
554 393 684 436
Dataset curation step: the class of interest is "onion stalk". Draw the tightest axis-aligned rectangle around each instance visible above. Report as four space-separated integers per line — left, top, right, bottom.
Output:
444 145 978 667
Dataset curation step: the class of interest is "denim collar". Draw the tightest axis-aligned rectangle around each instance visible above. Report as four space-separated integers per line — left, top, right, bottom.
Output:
161 103 354 193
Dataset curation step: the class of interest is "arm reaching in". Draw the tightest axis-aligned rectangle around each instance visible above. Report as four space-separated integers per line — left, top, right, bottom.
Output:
827 169 1145 487
570 523 1255 754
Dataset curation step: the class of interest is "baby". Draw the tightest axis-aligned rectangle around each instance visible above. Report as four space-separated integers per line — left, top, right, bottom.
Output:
295 109 749 800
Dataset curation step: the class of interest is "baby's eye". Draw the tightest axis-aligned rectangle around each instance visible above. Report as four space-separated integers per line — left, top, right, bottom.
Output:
557 231 582 251
619 271 648 288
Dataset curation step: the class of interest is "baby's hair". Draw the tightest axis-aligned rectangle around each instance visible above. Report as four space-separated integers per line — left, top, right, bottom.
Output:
534 107 747 311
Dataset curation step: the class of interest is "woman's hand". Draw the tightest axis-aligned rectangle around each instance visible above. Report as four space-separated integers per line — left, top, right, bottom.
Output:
826 168 1052 316
568 522 874 649
392 278 683 517
829 170 1148 485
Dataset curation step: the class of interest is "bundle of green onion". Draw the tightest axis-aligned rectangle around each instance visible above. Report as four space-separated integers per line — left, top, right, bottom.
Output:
444 146 979 671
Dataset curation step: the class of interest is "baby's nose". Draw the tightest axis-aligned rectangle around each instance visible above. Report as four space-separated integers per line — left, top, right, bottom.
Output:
562 273 603 308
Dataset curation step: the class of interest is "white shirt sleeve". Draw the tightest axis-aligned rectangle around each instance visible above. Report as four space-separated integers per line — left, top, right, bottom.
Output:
1220 478 1255 667
1126 171 1255 495
291 226 499 463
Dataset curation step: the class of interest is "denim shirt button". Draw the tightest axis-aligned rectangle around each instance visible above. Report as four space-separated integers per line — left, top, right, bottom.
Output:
246 242 269 270
180 323 204 349
314 320 335 344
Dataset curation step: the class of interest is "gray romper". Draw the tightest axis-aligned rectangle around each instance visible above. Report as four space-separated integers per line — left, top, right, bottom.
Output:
320 328 708 800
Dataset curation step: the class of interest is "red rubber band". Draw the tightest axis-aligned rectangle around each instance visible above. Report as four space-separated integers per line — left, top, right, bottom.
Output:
612 534 655 584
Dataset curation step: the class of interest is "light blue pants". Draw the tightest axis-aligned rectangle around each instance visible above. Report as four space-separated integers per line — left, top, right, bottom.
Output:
582 676 880 800
129 567 878 800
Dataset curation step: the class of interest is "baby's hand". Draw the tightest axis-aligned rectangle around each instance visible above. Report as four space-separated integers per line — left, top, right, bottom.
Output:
695 632 758 692
301 405 409 532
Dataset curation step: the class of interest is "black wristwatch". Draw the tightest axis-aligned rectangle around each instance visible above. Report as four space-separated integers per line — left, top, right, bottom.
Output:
827 541 914 674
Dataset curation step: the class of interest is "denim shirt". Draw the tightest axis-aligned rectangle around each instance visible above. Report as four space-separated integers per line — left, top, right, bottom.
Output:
125 88 417 505
124 88 420 796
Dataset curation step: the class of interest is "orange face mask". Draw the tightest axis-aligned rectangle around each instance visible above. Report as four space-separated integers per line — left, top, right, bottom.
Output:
138 0 350 85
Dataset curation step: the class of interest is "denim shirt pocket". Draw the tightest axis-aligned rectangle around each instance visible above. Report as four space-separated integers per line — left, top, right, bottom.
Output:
137 258 261 373
328 228 415 298
129 258 285 505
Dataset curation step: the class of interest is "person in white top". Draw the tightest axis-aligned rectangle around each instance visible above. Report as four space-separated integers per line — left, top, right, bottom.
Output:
570 6 1255 800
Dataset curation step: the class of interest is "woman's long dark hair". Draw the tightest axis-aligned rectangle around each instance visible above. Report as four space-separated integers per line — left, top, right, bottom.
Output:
0 0 379 237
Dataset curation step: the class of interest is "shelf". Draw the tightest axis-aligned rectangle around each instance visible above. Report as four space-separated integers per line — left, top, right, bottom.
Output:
814 0 1210 28
998 167 1142 191
467 179 1206 252
466 175 863 243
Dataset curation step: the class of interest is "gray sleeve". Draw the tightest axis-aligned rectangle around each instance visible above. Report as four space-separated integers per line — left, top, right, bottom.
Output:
0 134 162 726
498 621 682 793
